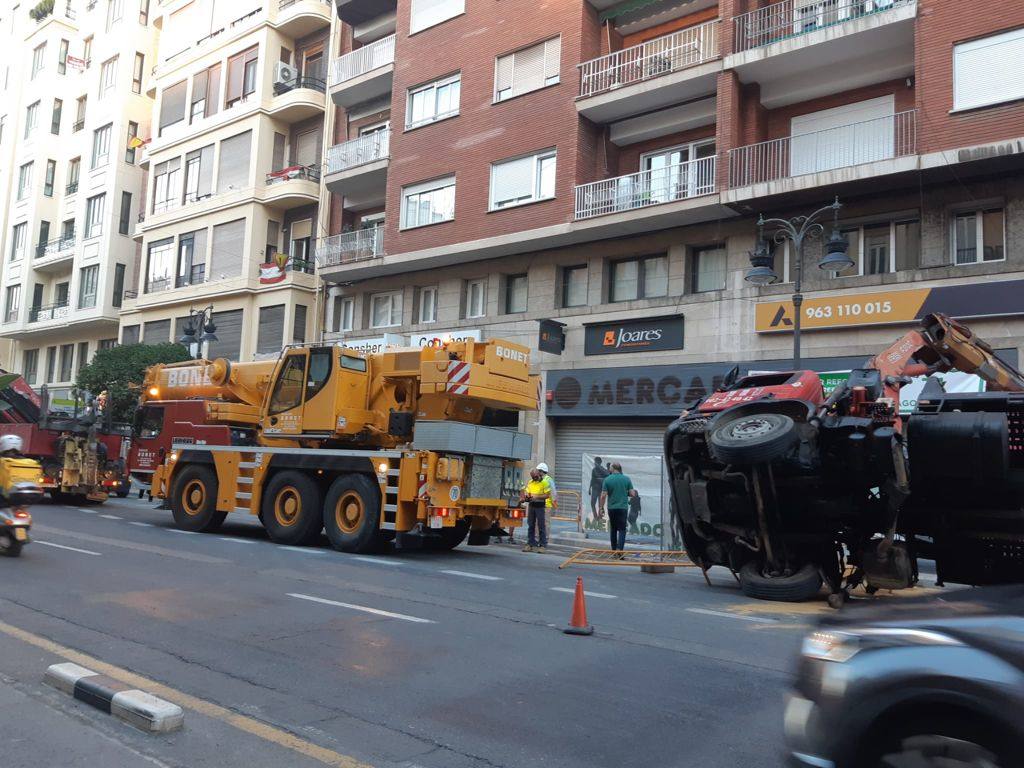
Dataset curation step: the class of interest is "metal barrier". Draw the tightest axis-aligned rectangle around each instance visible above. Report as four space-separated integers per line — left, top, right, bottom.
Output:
558 549 696 569
551 489 582 526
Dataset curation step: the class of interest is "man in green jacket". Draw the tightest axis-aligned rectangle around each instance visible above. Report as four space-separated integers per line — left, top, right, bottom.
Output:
600 463 635 552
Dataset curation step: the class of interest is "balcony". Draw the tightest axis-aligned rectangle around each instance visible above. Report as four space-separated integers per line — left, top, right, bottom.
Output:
33 235 77 272
269 74 327 122
274 0 332 38
329 34 395 108
726 109 917 200
727 0 917 108
317 228 385 269
65 181 79 195
324 130 390 208
577 20 721 123
263 164 322 209
574 156 716 220
28 302 71 324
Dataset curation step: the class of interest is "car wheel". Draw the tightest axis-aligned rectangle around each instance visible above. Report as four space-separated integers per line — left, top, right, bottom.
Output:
881 733 1005 768
738 561 822 602
708 412 799 465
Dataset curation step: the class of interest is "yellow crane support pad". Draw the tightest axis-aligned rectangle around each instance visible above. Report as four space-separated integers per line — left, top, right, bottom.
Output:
558 549 698 569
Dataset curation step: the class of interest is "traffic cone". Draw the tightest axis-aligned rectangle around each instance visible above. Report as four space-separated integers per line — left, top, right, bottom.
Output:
563 576 594 636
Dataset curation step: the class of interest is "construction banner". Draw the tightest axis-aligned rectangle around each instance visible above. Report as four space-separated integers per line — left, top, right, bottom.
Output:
581 454 664 545
755 278 1024 333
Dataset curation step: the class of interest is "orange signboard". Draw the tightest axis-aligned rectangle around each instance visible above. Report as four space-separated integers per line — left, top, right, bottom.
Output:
756 288 931 333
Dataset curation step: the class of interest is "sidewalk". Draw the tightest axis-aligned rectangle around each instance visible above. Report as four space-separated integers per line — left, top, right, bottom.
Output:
494 515 664 554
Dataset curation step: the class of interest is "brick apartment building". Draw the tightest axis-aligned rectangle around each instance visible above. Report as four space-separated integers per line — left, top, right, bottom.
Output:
317 0 1024 494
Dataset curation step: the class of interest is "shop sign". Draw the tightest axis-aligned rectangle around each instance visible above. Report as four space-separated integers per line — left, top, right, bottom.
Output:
756 279 1024 333
584 315 684 356
337 334 404 355
410 329 482 348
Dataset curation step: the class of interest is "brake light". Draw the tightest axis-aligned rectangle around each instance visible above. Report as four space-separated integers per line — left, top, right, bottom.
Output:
14 510 29 519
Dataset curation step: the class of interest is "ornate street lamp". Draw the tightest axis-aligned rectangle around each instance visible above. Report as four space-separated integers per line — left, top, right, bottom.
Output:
177 305 219 360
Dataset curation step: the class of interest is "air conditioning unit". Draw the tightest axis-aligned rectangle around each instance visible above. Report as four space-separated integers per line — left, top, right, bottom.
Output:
273 62 298 93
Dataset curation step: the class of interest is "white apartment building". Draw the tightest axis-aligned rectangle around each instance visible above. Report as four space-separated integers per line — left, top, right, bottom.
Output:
0 0 157 405
119 0 334 361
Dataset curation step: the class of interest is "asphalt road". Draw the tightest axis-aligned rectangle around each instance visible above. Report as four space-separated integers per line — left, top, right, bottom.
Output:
0 495 842 768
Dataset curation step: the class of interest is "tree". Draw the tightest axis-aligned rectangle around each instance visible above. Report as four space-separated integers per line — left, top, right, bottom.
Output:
75 343 192 424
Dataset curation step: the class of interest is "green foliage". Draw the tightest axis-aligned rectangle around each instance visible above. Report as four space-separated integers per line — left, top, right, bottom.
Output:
75 343 192 424
29 0 55 21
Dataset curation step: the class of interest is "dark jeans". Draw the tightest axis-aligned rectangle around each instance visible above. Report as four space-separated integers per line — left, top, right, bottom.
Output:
608 508 628 551
528 503 547 547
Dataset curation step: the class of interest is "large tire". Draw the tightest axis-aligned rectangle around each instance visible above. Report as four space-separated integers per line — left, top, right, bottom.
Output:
426 520 470 551
323 474 382 554
0 532 23 557
739 561 822 602
709 412 799 465
262 471 323 546
171 465 227 532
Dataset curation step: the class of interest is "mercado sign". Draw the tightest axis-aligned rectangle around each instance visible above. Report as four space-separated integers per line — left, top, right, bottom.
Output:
755 279 1024 333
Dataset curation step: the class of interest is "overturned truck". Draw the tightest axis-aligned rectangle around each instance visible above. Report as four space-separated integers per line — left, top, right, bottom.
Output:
665 313 1024 605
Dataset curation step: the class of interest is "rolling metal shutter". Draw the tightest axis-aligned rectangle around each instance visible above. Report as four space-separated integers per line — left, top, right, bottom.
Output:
209 218 244 280
257 305 285 355
553 419 668 493
142 319 171 345
208 309 243 360
217 130 252 193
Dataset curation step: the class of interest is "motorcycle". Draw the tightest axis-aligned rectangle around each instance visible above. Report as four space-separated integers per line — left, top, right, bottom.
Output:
0 460 43 557
0 503 32 557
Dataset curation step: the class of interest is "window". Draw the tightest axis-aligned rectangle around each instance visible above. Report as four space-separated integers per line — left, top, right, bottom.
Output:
25 101 38 138
112 263 126 307
74 95 86 131
118 192 132 235
78 265 99 308
10 223 26 261
99 338 117 351
31 43 46 79
44 160 55 197
131 52 144 94
410 0 464 34
175 229 207 286
58 39 69 75
954 208 1005 265
152 158 181 213
334 296 354 332
370 292 402 328
55 282 70 308
562 265 588 307
692 247 727 293
59 344 74 382
407 73 461 128
502 273 528 314
106 0 124 31
894 219 921 271
611 255 668 302
4 285 20 323
158 80 186 135
37 222 50 257
417 286 437 323
23 349 38 386
76 342 89 375
51 99 62 134
495 37 560 102
85 193 106 238
293 305 307 344
99 56 118 95
145 238 173 292
83 36 92 67
401 175 456 229
17 162 32 200
953 28 1024 112
139 0 149 24
91 123 111 167
45 347 57 383
257 305 285 354
226 46 258 107
67 157 80 193
121 326 139 345
489 150 556 210
209 219 244 280
216 130 252 192
269 354 306 414
465 278 486 318
125 121 139 163
183 144 214 202
191 63 220 122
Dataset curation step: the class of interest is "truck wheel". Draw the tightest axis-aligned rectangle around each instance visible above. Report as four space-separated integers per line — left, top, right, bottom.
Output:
262 471 323 546
323 474 382 554
427 520 470 551
709 413 799 465
739 561 822 602
171 466 227 532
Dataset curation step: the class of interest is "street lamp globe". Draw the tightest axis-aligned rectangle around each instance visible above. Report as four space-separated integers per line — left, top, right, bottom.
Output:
199 319 218 343
177 324 197 345
817 228 854 273
744 238 779 286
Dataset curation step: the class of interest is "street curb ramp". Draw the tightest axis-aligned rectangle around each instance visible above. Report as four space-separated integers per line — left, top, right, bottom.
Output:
44 662 184 733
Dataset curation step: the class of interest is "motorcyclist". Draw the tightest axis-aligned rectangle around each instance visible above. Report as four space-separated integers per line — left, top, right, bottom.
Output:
0 434 42 507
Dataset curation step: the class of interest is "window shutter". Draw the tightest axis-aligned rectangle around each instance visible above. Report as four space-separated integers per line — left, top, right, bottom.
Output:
257 305 285 354
159 81 187 131
491 155 534 207
954 28 1024 111
208 309 243 360
217 130 252 192
513 43 545 95
290 219 312 242
495 53 514 94
209 218 245 280
293 305 307 343
226 53 244 103
410 0 463 34
122 325 140 345
544 37 561 80
191 69 207 110
190 228 208 267
206 64 221 117
294 130 319 167
143 319 171 344
198 145 215 197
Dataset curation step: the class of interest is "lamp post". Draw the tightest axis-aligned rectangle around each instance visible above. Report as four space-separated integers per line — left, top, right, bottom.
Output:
744 197 852 369
177 305 219 360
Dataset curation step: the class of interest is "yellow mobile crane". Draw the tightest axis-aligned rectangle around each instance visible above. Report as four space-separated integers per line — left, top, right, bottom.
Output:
136 340 538 552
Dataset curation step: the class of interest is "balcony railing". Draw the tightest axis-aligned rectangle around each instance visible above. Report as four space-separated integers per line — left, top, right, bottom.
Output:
29 302 71 323
273 75 327 95
72 119 84 132
65 181 78 194
574 156 716 220
265 164 322 185
317 228 385 267
327 130 390 174
145 277 172 294
330 34 395 87
733 0 912 53
175 264 206 288
279 0 331 8
728 109 916 188
35 234 76 259
579 20 719 98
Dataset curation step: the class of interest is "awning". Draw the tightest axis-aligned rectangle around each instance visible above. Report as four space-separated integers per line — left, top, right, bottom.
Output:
599 0 664 23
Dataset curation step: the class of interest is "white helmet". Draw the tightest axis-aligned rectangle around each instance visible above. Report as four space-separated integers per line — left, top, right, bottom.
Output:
0 434 23 453
536 462 549 473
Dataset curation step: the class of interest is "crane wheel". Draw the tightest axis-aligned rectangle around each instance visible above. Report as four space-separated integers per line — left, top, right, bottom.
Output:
262 471 323 546
171 465 227 532
323 474 382 554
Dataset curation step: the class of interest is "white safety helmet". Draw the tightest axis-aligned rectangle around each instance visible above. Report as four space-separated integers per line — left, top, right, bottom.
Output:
536 462 550 474
0 434 23 453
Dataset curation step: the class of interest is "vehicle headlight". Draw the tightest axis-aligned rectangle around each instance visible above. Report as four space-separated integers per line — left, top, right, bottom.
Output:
801 627 963 664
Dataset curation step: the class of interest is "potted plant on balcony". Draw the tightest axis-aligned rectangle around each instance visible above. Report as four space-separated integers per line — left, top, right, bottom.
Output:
29 0 55 21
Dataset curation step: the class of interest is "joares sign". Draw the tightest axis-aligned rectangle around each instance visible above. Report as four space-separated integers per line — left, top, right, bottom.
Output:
584 315 684 356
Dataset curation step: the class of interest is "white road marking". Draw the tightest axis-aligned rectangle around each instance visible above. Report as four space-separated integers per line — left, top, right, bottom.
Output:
550 586 617 599
352 556 405 567
287 593 435 624
686 607 778 623
441 569 503 581
35 541 102 556
219 537 257 545
167 529 199 535
280 546 323 554
77 508 98 514
129 522 154 528
98 515 122 520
